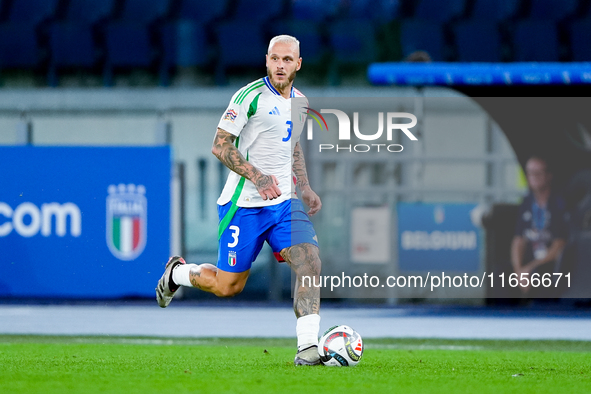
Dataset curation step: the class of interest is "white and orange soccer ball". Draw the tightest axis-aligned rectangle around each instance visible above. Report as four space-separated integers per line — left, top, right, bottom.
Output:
317 325 363 367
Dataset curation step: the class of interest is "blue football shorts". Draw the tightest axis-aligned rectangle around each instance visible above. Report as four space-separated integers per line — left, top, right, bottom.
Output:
217 198 318 273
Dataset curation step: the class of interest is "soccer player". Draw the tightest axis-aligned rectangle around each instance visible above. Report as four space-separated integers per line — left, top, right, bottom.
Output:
156 35 323 366
511 156 568 296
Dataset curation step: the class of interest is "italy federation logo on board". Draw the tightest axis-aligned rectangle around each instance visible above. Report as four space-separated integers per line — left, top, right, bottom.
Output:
106 184 147 261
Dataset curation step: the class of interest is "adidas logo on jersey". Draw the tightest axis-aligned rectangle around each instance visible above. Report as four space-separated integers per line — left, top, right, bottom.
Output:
269 106 281 115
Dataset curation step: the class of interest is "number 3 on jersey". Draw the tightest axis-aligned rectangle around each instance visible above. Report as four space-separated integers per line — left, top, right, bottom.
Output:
228 225 240 247
283 121 292 142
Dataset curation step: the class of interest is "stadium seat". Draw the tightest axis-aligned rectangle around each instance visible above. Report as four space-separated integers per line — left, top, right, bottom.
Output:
454 21 502 62
65 0 115 23
100 0 171 86
513 20 559 61
529 0 578 21
103 22 155 85
271 20 324 66
216 20 266 79
104 23 153 67
7 0 59 23
328 20 378 65
47 22 97 86
470 0 521 21
160 20 208 67
49 23 95 67
178 0 228 23
400 20 444 61
0 23 40 67
291 0 340 21
570 18 591 61
413 0 466 22
119 0 171 23
343 0 400 22
233 0 284 22
159 20 209 85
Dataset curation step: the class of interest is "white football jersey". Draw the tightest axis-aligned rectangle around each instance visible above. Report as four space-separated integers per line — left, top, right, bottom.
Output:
217 76 307 207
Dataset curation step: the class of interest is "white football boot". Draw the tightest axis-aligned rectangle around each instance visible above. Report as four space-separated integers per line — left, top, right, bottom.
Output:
156 256 186 308
294 345 321 366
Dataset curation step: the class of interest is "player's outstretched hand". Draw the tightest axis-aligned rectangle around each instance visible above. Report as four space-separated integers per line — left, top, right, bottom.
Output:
255 174 281 200
301 187 322 216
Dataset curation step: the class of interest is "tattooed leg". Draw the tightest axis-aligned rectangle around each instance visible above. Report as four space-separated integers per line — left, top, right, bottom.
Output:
187 263 249 298
280 243 321 318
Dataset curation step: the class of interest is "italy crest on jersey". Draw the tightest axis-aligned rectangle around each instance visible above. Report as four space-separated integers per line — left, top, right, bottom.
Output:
106 184 147 261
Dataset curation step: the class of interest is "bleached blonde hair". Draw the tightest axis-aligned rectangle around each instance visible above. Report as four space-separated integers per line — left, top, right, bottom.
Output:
268 35 300 57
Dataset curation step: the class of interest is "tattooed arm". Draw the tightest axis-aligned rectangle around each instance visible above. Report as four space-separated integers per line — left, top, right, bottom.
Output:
293 142 322 216
293 141 310 189
212 128 282 200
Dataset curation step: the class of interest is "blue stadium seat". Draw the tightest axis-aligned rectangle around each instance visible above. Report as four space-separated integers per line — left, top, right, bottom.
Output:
7 0 59 23
233 0 284 22
105 23 153 67
343 0 400 22
471 0 521 21
529 0 578 21
570 18 591 61
414 0 466 22
178 0 228 23
120 0 170 23
160 20 208 67
328 20 377 65
49 23 95 67
65 0 115 24
291 0 340 21
47 22 97 86
0 23 39 67
454 21 501 62
400 20 444 61
101 0 170 85
513 20 559 61
216 21 266 68
271 20 324 65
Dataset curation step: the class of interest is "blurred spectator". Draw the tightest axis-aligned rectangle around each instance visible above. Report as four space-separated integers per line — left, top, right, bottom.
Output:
511 156 568 296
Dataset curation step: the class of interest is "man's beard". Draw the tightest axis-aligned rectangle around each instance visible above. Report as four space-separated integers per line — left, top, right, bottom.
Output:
267 68 297 91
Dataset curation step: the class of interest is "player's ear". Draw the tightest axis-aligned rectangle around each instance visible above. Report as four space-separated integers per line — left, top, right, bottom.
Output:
265 54 269 68
296 57 302 71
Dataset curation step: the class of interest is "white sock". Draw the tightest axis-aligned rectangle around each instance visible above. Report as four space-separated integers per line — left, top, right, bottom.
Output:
296 314 321 350
171 264 199 287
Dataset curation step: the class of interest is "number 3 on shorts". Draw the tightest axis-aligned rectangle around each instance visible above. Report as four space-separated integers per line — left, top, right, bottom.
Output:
228 225 240 247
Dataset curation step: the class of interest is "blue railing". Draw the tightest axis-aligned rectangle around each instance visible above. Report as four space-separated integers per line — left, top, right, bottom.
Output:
368 62 591 86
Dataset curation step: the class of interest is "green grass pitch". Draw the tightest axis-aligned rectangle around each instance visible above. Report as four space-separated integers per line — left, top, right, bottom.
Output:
1 336 590 394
